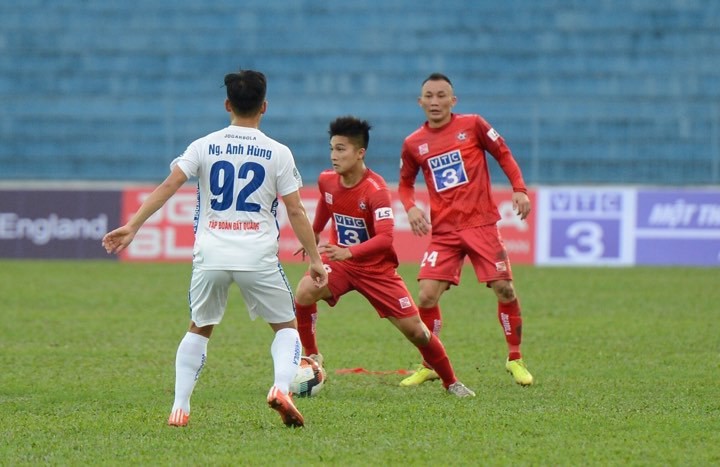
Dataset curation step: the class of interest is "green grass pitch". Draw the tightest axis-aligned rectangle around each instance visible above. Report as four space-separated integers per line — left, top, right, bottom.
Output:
1 260 718 465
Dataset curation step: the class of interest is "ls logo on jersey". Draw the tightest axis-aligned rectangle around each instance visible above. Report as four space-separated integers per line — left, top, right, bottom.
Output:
374 207 393 221
325 192 333 204
487 128 500 141
334 214 369 246
428 150 469 192
418 143 429 155
457 132 467 141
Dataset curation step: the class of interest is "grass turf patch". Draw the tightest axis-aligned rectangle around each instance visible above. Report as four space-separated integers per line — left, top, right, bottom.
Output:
1 261 718 465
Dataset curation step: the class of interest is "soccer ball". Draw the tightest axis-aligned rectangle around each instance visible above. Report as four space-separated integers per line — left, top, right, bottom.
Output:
290 356 326 397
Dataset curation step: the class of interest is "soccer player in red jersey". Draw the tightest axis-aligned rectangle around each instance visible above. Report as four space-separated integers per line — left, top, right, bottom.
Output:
294 115 475 397
398 73 534 386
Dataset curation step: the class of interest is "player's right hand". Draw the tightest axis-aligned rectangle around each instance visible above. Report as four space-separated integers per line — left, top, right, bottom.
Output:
293 233 321 261
102 225 137 254
293 246 307 260
407 206 431 236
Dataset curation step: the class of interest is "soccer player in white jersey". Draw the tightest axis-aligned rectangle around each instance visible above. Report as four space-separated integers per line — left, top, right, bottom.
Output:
102 69 327 428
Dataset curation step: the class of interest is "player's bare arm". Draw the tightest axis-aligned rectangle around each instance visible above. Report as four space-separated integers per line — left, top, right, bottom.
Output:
102 166 188 254
283 191 328 288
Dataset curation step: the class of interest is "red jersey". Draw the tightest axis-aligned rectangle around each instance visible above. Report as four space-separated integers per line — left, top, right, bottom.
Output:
313 168 399 272
399 113 527 233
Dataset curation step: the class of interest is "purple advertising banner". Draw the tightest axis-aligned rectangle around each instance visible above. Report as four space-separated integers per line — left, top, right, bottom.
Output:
535 187 635 265
549 218 621 259
635 190 720 266
0 190 121 259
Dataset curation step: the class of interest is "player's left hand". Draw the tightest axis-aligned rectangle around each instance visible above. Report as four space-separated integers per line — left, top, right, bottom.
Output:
318 243 352 261
512 192 531 220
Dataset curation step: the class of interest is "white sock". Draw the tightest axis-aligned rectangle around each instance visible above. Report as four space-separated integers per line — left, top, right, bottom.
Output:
270 328 301 394
172 332 209 413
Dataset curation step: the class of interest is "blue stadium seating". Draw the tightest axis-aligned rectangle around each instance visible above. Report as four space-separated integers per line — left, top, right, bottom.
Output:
0 0 718 185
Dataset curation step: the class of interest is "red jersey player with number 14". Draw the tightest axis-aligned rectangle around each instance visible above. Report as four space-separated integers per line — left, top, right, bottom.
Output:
398 73 535 387
293 115 475 398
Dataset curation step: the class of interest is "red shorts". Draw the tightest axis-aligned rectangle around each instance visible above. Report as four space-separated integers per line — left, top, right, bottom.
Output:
418 224 513 286
321 260 418 319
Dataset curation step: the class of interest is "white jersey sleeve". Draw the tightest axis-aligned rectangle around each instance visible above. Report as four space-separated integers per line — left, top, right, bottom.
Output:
171 140 202 179
276 148 303 196
171 125 303 270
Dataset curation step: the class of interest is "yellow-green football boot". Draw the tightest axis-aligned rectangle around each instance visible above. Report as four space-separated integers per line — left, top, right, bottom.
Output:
399 364 439 387
506 358 534 386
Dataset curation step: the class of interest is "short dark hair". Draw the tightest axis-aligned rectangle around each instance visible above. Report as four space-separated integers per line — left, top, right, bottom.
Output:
224 70 267 116
422 72 453 88
328 116 372 150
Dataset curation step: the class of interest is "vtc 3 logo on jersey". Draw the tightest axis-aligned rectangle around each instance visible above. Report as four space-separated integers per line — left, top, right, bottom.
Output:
428 150 468 192
334 214 369 246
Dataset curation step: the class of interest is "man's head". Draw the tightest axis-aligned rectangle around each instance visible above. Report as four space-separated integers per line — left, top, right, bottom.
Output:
329 115 371 149
328 116 371 175
419 72 457 128
224 70 267 117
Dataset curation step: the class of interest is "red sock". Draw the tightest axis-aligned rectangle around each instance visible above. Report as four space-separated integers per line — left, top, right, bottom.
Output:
498 299 523 361
418 306 442 369
295 302 319 355
419 305 442 336
417 334 457 389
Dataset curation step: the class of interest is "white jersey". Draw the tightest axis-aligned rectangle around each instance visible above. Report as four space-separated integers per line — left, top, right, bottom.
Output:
171 125 302 270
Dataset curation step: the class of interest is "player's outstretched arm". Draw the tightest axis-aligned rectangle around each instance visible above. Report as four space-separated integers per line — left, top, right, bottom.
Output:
102 166 188 254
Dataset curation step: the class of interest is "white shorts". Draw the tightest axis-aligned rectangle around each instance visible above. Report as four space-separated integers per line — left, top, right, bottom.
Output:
188 265 296 326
